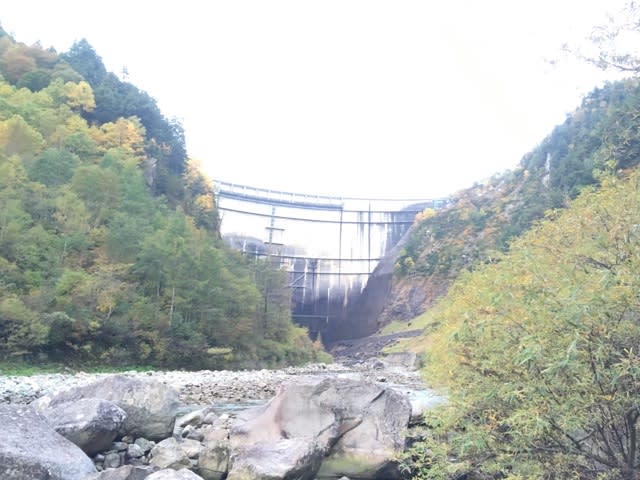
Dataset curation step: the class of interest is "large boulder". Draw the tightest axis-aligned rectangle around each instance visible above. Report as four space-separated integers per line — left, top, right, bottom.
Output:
316 386 411 479
0 404 96 480
228 375 411 480
34 374 181 440
41 397 127 455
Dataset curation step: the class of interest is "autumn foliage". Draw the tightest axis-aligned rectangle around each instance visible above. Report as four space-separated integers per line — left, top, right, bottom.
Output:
0 28 326 369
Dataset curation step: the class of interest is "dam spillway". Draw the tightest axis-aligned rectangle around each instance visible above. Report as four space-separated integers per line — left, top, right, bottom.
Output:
214 180 449 344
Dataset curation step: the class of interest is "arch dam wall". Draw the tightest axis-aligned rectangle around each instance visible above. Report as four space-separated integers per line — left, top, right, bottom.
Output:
214 181 449 345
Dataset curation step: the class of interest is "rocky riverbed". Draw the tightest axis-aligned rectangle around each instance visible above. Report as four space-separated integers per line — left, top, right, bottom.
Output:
0 350 446 480
0 356 429 408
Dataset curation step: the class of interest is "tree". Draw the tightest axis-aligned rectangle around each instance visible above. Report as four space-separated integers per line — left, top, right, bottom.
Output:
0 115 45 160
70 165 120 227
183 160 219 231
60 39 107 86
0 155 31 266
0 32 325 369
0 296 47 358
54 187 91 264
406 170 640 479
0 46 37 83
64 80 95 112
93 118 145 155
565 2 640 75
28 148 80 187
16 69 52 92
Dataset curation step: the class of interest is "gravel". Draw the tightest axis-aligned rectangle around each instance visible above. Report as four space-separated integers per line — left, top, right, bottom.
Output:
0 361 425 407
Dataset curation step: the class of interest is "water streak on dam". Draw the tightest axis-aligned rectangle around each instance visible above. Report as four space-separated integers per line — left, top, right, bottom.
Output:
214 180 450 344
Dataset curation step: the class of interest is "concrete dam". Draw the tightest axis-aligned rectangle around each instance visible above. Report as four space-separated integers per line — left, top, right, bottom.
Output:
214 181 449 345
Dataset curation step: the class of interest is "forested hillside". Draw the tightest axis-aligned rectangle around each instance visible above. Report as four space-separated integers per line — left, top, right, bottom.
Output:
0 27 326 369
390 77 640 479
381 78 640 328
400 169 640 480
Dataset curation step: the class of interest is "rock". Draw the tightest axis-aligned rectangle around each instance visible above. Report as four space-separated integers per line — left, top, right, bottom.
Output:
201 426 228 445
173 406 215 437
88 465 157 479
146 469 205 479
317 385 411 479
149 437 191 470
203 412 218 424
104 451 122 468
40 397 127 455
35 375 181 440
112 441 129 451
198 427 229 480
382 351 418 370
180 438 203 458
229 375 411 480
135 437 156 454
0 404 96 480
371 360 385 370
127 443 146 459
183 425 204 441
228 438 323 480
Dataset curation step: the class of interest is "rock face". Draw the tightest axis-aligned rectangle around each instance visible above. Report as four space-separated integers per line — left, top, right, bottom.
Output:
316 385 410 479
35 374 181 440
228 375 412 480
0 404 96 480
41 397 127 455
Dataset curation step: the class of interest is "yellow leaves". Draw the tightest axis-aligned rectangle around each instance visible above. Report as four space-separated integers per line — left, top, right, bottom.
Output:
64 81 95 112
54 188 90 234
0 154 28 188
96 292 116 315
96 288 117 315
195 194 214 211
0 114 45 159
414 207 436 224
65 112 91 133
89 117 145 156
0 79 13 97
413 166 640 473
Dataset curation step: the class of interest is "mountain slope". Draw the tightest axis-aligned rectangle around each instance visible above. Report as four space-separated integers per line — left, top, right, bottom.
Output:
386 78 640 478
0 27 327 369
400 160 640 480
379 78 640 331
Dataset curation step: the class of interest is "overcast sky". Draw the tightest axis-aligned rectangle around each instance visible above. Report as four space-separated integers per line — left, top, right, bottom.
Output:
1 1 628 199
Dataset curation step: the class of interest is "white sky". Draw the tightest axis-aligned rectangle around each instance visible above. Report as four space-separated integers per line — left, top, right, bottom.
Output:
0 1 628 199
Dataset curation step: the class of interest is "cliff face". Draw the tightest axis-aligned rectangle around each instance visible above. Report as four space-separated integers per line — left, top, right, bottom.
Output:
376 274 451 326
373 79 640 331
